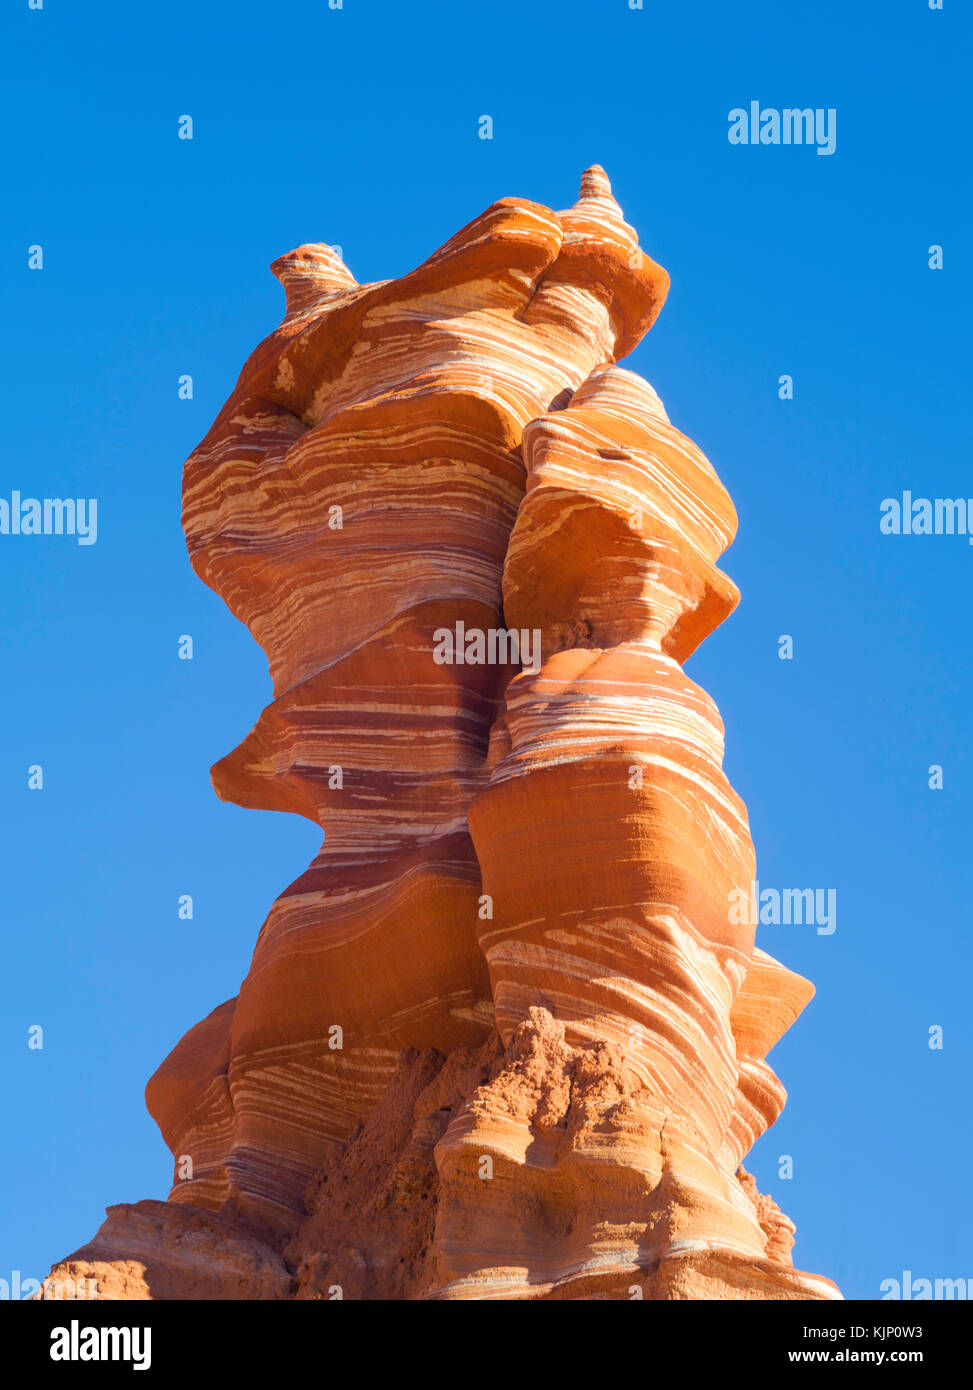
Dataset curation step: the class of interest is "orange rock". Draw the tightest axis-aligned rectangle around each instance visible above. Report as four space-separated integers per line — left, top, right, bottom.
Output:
41 1201 291 1300
46 169 839 1300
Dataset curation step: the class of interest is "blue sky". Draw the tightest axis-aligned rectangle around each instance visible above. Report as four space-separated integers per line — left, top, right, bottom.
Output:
1 0 969 1299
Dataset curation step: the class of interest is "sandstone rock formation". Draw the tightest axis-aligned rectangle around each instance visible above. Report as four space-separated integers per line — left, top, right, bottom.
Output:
45 168 840 1301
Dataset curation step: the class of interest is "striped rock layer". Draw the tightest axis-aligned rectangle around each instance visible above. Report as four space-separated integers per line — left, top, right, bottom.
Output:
47 169 839 1301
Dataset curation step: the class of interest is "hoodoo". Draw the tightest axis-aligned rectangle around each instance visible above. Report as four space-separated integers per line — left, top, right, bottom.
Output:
45 168 840 1301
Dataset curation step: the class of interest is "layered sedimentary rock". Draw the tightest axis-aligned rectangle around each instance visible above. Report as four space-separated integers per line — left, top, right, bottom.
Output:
40 1202 291 1301
46 168 839 1300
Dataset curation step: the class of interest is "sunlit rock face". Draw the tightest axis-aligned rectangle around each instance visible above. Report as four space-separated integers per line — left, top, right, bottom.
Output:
45 170 840 1301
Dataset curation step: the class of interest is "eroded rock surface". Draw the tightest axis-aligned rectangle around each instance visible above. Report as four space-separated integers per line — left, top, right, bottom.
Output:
46 168 839 1301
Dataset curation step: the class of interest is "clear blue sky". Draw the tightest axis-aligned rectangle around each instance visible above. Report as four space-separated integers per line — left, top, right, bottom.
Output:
1 0 969 1300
